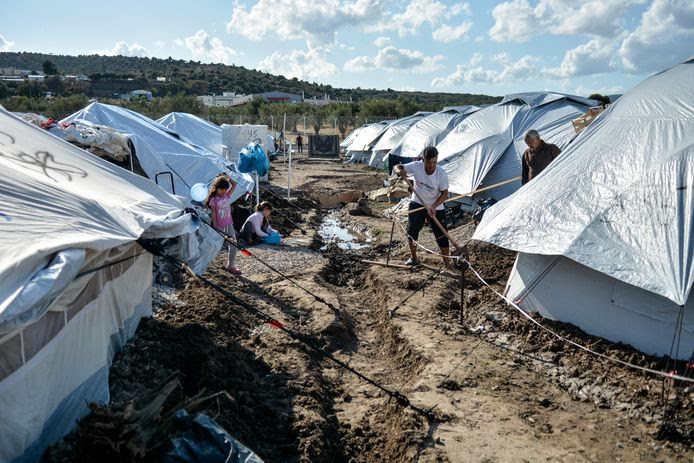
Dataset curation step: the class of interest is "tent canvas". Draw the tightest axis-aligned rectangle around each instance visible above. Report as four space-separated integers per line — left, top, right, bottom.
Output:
473 60 694 357
366 112 432 169
436 93 594 199
344 121 389 163
60 103 254 203
157 112 223 155
0 106 215 462
388 106 479 159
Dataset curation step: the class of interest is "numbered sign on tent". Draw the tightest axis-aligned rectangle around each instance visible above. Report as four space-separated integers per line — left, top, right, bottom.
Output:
221 124 268 165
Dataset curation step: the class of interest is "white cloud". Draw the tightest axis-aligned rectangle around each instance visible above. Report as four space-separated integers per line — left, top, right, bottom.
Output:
0 33 14 52
93 41 149 57
618 0 694 74
373 36 391 47
387 0 452 37
432 21 472 43
451 2 472 16
489 0 645 42
469 52 484 66
431 53 539 87
227 0 383 49
258 48 337 81
153 40 166 48
474 35 484 43
344 46 445 73
181 29 236 64
575 84 625 97
543 38 617 78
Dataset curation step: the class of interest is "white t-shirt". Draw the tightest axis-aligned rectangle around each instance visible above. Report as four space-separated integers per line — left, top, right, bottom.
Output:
404 161 449 210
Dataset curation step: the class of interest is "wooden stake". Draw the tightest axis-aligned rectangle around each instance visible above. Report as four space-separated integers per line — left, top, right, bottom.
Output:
386 220 396 266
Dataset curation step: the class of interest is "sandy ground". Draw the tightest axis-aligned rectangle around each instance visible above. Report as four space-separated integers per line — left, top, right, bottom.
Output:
45 155 693 462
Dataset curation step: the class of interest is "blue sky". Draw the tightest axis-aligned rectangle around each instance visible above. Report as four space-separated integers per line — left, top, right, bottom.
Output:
1 0 692 97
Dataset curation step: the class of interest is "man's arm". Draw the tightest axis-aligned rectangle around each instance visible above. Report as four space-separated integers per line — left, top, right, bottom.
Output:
521 152 529 185
551 144 561 160
393 164 407 178
431 189 448 211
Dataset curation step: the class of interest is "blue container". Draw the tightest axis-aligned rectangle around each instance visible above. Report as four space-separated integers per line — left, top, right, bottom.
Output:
264 232 282 245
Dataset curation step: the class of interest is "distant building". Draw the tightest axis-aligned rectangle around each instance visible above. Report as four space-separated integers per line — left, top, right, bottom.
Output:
156 76 167 82
306 93 336 107
122 90 153 101
0 68 31 77
63 74 90 82
257 91 302 104
198 92 252 107
27 75 45 82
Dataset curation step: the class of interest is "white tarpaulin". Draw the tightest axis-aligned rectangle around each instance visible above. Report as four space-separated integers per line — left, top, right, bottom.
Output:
474 60 694 306
60 103 254 203
388 106 479 159
367 112 431 168
436 93 594 198
0 106 218 462
344 121 389 163
340 125 365 149
157 112 223 155
221 124 269 165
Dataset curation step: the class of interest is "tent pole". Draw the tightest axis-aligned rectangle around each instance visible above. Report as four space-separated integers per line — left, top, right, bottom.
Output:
255 172 260 207
287 143 292 201
386 219 396 266
460 265 465 325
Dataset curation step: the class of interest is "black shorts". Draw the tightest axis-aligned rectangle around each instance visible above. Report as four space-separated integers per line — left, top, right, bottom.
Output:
406 202 449 249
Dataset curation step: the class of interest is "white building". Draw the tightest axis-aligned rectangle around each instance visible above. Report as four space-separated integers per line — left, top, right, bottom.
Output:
198 92 252 107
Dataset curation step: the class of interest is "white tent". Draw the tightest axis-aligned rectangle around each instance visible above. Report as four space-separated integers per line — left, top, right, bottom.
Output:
366 112 432 169
0 107 218 462
60 103 254 203
388 106 480 159
344 121 389 163
473 60 694 358
436 93 595 199
157 112 223 155
340 124 366 150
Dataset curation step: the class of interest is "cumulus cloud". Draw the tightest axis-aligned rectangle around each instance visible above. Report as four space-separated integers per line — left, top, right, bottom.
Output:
387 0 451 36
180 29 236 64
0 33 14 52
93 41 149 57
344 46 445 73
227 0 383 49
451 2 472 16
258 47 337 81
431 53 539 87
489 0 644 42
618 0 694 74
432 21 472 43
373 36 391 47
543 39 617 78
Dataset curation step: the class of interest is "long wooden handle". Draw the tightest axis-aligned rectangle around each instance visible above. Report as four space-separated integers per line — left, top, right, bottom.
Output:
407 176 521 215
403 177 464 252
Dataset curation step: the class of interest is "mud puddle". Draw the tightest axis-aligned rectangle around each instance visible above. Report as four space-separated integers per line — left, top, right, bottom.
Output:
318 212 370 251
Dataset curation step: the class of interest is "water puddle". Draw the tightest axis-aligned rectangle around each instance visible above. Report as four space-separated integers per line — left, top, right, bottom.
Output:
318 213 369 251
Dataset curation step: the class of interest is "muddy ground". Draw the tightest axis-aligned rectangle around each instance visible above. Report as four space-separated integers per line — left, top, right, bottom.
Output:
45 155 693 462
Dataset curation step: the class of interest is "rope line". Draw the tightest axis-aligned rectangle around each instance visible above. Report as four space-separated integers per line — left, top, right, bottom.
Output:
462 258 694 384
140 244 432 418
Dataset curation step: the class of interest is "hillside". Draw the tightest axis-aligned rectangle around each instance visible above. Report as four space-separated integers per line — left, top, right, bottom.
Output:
0 52 501 107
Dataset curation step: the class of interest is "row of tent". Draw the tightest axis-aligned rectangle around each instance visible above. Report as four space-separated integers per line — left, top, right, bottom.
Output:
0 104 265 461
342 93 598 203
345 60 693 360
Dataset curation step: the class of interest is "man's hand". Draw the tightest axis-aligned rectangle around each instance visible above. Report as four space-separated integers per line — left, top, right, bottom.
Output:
427 206 436 217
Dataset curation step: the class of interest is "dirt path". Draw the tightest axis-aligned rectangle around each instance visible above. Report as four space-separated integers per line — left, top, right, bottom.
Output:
45 157 693 462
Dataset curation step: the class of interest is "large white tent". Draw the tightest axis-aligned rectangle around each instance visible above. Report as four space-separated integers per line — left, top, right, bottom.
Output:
157 111 223 155
59 103 254 203
388 106 479 159
0 107 217 462
344 121 389 163
366 112 432 169
473 60 694 358
436 93 595 199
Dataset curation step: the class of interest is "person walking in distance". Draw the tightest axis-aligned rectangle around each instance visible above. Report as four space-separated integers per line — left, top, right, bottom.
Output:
296 134 303 154
393 146 451 268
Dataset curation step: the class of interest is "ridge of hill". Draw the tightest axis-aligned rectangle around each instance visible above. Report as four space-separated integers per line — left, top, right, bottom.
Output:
0 52 501 107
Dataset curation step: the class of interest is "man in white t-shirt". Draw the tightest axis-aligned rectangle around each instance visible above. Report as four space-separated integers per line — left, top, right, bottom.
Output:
393 146 450 267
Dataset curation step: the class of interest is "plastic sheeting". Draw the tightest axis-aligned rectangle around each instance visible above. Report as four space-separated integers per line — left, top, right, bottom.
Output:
474 60 694 305
367 112 431 168
388 106 479 159
164 410 264 463
238 142 270 177
344 121 389 163
340 125 366 149
60 103 254 203
436 93 593 197
157 112 224 155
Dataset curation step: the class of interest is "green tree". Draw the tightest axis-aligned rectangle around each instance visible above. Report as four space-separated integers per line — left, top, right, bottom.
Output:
17 81 47 98
331 103 355 137
311 106 328 134
45 76 65 95
0 83 9 99
42 60 59 75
